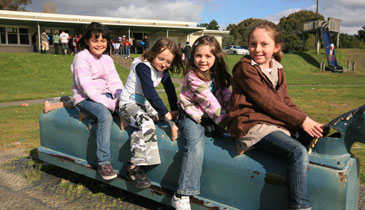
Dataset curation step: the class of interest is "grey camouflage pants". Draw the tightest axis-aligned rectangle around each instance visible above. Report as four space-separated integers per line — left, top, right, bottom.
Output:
119 102 161 166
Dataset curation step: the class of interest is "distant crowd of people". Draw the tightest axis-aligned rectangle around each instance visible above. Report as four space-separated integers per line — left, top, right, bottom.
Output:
33 30 194 62
111 35 143 57
34 30 81 55
34 30 155 58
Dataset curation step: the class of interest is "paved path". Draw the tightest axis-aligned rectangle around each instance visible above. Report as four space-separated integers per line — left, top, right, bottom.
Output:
0 99 45 108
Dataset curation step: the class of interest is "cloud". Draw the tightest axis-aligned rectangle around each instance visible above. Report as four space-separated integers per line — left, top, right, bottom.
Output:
108 1 203 21
266 0 365 34
320 0 365 34
266 8 303 24
26 0 203 22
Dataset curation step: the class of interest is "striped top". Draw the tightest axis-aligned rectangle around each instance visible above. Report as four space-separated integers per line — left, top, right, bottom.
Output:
179 70 231 125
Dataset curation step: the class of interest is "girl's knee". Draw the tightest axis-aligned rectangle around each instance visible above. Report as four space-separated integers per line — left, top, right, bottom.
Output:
293 144 309 164
98 110 113 123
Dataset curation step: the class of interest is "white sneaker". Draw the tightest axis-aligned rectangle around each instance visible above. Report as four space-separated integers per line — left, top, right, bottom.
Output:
171 194 191 210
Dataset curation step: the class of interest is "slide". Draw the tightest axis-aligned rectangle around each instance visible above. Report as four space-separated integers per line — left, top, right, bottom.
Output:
321 22 343 72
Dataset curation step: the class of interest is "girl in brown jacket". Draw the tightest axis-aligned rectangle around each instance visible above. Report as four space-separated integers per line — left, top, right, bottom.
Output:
228 21 324 210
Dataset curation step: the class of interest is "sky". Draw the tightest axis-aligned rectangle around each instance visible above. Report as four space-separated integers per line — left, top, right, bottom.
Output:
25 0 365 35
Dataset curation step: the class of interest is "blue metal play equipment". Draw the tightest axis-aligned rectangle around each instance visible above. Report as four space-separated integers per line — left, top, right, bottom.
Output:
38 99 364 209
303 17 344 72
320 21 343 72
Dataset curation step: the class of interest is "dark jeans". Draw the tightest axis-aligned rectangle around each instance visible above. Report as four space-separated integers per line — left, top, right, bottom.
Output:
54 43 59 54
255 131 312 210
77 98 113 165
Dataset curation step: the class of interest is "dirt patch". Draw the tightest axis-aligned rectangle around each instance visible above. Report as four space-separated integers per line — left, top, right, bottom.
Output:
0 149 363 209
112 55 134 69
0 149 171 210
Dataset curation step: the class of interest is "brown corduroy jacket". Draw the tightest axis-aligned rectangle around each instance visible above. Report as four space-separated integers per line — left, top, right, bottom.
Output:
228 56 307 138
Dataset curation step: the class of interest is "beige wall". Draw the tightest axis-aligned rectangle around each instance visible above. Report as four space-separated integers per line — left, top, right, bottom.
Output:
188 32 224 47
0 45 33 52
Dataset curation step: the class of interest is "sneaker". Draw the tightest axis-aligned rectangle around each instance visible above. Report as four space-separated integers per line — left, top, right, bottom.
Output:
98 164 117 180
126 164 151 189
171 194 191 210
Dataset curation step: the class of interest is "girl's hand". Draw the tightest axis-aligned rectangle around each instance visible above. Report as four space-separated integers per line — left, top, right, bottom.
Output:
164 112 173 121
301 116 324 138
171 111 178 119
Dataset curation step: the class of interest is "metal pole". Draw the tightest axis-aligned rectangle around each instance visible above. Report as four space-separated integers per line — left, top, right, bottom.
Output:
37 22 41 53
316 0 318 14
166 30 169 38
316 0 319 54
128 27 130 40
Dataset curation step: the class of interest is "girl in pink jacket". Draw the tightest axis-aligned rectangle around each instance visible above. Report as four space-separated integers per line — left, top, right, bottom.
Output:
171 35 231 210
71 22 123 181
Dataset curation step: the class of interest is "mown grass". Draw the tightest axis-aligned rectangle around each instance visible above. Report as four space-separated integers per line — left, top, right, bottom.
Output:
0 52 129 102
1 49 365 102
0 50 364 184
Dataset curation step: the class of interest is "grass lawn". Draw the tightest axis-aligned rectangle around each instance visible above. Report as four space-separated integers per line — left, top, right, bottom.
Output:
0 52 129 102
0 50 364 183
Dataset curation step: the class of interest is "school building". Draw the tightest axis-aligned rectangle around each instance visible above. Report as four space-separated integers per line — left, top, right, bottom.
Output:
0 9 229 53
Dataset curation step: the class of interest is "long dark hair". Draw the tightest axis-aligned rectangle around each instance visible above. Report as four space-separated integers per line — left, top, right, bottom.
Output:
248 21 282 62
142 38 183 73
186 35 231 90
78 22 112 54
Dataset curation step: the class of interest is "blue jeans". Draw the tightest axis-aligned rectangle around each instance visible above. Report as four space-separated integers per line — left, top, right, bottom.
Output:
125 46 130 57
176 112 205 196
78 99 113 165
255 131 312 210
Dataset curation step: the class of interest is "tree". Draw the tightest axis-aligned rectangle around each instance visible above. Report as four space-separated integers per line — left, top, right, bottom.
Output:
198 19 219 30
42 1 49 13
340 33 364 48
357 26 365 42
207 19 219 30
278 10 324 52
225 18 264 46
0 0 32 11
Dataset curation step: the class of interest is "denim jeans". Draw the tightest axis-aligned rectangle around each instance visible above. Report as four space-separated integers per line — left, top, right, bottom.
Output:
255 131 312 210
176 112 205 196
78 98 113 165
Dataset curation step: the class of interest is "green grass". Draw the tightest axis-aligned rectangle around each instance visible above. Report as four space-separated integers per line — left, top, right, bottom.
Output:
0 52 129 102
0 50 365 184
0 104 41 152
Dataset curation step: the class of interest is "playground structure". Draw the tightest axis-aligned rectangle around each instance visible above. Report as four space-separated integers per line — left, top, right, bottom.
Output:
37 97 363 209
303 17 349 72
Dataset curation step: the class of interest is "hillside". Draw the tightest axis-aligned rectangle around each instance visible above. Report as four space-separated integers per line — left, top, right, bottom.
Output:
0 49 364 102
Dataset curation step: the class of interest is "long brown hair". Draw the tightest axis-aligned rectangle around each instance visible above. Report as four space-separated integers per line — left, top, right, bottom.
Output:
185 35 231 89
248 21 282 62
142 38 183 73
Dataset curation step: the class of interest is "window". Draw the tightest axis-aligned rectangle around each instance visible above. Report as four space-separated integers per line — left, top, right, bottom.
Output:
0 26 31 45
19 28 29 45
0 27 5 44
7 27 18 44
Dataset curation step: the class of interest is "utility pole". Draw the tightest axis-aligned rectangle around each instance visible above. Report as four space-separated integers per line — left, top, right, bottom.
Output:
316 0 318 14
315 0 320 54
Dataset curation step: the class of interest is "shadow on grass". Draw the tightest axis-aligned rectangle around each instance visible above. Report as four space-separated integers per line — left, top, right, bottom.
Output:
294 51 321 69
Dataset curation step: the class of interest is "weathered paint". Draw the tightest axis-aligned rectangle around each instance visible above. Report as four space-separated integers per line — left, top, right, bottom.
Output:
38 105 364 209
